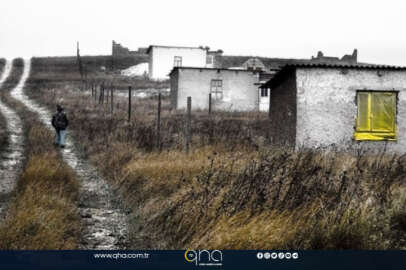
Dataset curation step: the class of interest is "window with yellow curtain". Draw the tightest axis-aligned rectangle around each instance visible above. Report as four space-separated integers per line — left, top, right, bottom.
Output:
355 91 397 141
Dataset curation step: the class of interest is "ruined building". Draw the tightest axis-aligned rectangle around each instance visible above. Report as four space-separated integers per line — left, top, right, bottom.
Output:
112 40 148 56
311 49 358 64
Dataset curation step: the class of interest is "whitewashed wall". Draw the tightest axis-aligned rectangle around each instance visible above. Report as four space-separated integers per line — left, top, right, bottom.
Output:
173 68 259 111
295 68 406 153
149 47 207 79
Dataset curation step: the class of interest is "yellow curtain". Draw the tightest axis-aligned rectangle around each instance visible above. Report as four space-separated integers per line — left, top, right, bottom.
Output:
354 92 396 141
371 93 395 132
357 92 370 131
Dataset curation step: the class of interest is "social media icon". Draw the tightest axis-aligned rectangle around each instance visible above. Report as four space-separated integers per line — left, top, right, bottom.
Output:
285 253 292 259
278 252 284 259
271 253 278 259
257 252 264 259
292 252 299 259
264 252 271 259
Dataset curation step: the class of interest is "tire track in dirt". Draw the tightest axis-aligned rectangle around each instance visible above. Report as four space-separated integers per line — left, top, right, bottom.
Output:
11 59 128 249
0 59 25 220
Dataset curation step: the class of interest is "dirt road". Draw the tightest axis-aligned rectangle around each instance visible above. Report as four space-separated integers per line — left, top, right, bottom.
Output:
9 59 129 249
0 59 25 220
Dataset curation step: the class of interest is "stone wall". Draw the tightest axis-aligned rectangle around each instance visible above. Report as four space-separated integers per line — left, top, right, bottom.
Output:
172 68 259 111
296 68 406 153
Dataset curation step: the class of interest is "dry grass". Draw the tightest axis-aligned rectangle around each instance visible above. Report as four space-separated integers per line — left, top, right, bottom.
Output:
0 123 81 249
0 153 80 249
0 61 81 249
116 147 406 249
25 65 406 250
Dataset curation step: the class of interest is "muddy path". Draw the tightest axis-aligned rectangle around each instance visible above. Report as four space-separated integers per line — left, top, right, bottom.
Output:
11 59 129 249
0 59 25 220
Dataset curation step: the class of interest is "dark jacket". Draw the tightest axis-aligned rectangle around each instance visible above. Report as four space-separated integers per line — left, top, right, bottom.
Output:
52 111 69 130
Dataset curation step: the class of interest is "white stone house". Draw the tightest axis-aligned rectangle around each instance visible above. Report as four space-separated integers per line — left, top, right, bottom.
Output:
147 45 222 80
170 67 261 111
263 63 406 153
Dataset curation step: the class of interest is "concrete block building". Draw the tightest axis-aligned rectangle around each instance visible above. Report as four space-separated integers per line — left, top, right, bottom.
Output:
263 63 406 153
147 45 222 80
170 67 261 111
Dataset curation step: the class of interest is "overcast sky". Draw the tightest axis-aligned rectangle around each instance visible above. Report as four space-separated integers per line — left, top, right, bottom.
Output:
1 0 406 65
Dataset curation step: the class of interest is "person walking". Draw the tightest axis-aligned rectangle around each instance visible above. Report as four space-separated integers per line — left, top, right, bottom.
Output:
51 104 69 148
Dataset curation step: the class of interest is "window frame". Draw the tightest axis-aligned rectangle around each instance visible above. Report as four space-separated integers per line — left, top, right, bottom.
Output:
210 79 223 100
206 55 214 65
173 56 182 67
260 88 268 97
354 90 397 141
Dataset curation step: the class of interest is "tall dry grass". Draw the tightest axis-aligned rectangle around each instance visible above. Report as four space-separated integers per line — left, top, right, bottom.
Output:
114 147 405 249
0 151 80 249
25 70 406 250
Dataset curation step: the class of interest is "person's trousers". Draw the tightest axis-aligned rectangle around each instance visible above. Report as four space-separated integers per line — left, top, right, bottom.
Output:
54 129 66 146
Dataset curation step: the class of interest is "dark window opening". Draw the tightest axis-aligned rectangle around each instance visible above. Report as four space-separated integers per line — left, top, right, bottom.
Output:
260 88 268 97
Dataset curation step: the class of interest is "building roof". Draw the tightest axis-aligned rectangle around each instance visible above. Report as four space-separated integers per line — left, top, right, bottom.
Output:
169 66 258 76
284 62 406 70
242 58 266 70
146 45 206 54
262 63 406 88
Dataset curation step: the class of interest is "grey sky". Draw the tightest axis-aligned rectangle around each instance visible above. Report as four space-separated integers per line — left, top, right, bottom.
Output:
1 0 405 65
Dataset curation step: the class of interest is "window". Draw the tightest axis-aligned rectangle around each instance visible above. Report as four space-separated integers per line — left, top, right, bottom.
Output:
355 91 397 141
260 88 268 97
210 79 223 100
206 55 214 65
174 56 182 67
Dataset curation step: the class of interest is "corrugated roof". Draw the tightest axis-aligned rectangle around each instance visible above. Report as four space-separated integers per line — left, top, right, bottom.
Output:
262 62 406 88
283 62 406 70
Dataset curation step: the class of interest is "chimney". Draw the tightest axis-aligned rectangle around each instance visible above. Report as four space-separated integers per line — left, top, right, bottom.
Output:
352 49 358 62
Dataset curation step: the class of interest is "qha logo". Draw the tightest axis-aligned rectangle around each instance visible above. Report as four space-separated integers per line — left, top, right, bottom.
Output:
185 249 223 266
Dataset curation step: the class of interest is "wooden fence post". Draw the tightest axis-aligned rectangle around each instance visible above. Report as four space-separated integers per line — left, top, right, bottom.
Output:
99 84 103 104
106 84 110 104
157 93 161 151
185 96 192 154
208 93 212 115
95 83 98 102
128 86 132 121
110 84 114 114
102 83 105 104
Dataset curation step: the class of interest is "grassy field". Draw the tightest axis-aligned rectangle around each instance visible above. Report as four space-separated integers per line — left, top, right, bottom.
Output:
31 56 168 90
0 59 81 249
24 58 406 250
